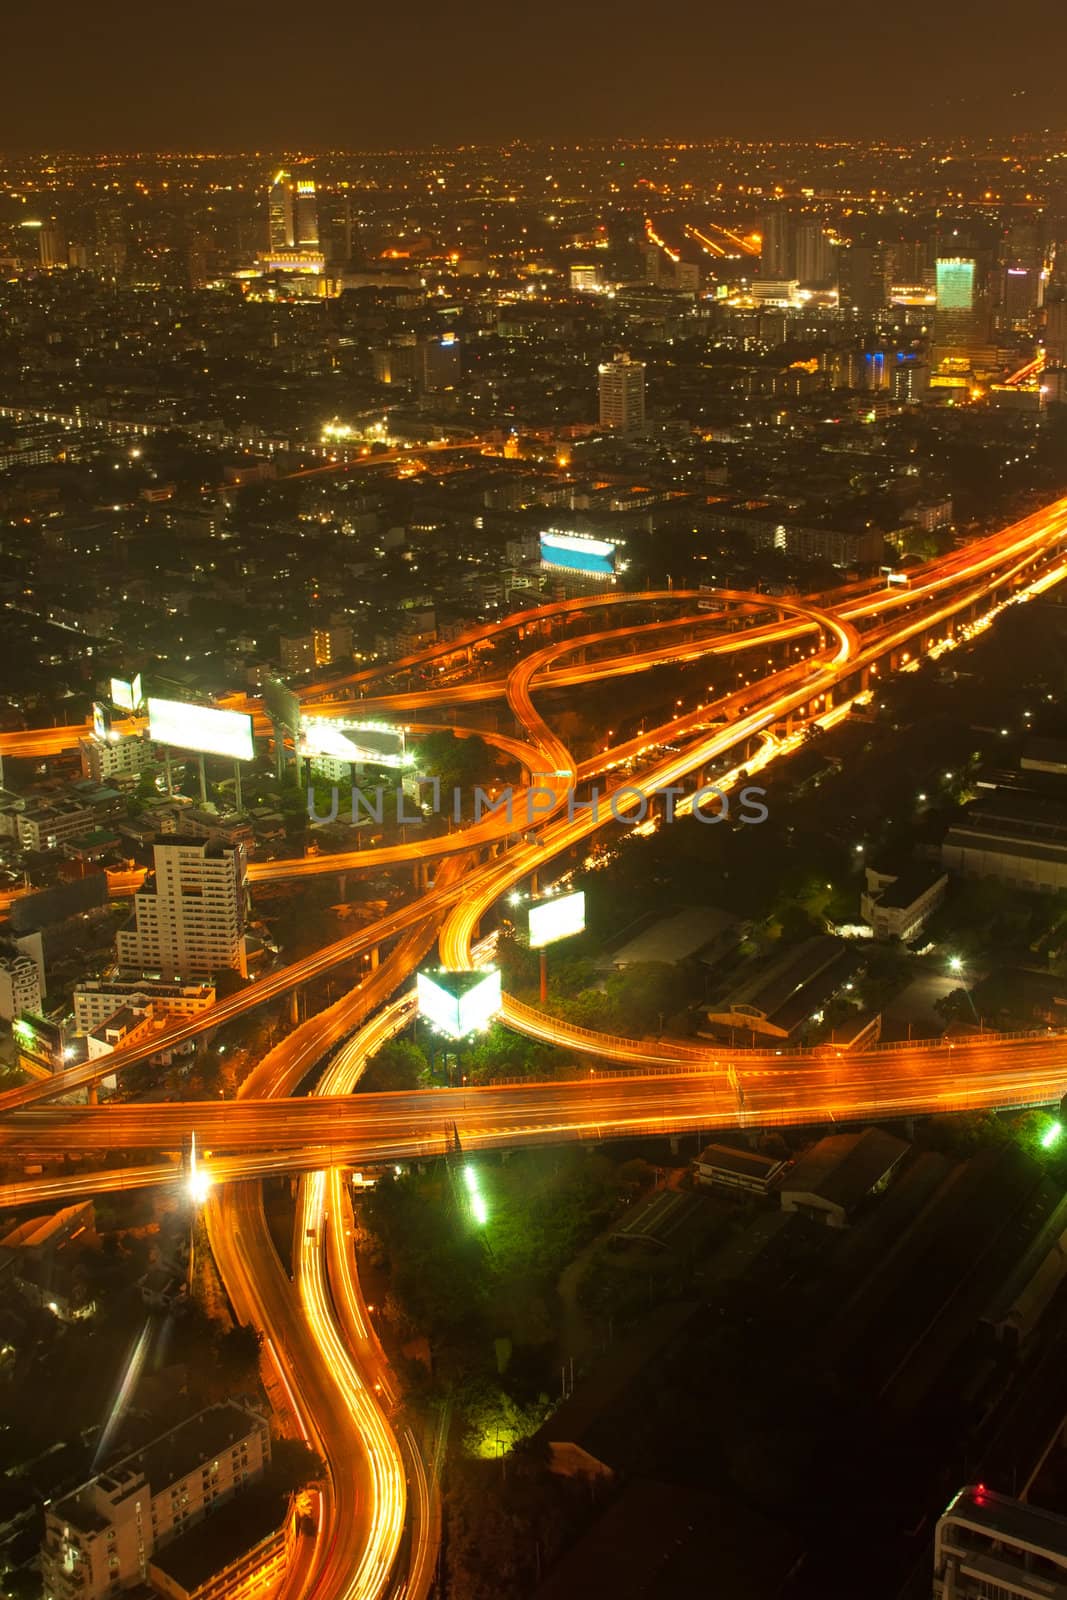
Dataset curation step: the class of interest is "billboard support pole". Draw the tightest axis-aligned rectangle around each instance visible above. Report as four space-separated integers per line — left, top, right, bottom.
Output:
198 754 208 805
539 948 548 1005
233 761 243 814
164 752 174 796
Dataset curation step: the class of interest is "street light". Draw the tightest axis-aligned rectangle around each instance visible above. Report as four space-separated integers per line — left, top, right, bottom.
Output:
463 1165 488 1226
948 955 963 975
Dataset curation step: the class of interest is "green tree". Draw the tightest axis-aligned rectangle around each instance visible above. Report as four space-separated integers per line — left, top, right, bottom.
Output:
359 1039 428 1093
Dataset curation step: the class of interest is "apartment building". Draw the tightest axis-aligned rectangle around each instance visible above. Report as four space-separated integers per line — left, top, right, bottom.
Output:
40 1403 270 1600
116 839 248 980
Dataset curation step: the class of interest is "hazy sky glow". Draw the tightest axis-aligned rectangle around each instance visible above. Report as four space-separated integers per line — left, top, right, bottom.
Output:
4 0 1067 149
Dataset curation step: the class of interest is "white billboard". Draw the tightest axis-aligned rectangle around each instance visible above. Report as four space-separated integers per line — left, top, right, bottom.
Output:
300 717 409 768
528 890 586 949
416 967 502 1038
147 698 255 762
92 702 112 743
110 673 144 712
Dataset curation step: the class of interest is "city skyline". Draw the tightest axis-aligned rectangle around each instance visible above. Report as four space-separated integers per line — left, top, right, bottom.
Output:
6 113 1067 1600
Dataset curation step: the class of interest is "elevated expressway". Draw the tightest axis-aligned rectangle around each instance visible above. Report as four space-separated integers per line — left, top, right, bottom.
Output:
4 494 1067 1600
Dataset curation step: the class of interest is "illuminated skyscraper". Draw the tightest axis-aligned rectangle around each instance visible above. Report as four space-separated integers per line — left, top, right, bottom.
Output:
268 169 295 250
294 179 319 249
933 256 991 365
598 353 646 431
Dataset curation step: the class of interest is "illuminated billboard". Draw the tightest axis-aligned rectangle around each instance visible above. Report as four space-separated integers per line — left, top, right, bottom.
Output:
528 890 586 949
416 966 502 1038
110 673 144 712
540 531 617 578
147 698 256 762
92 702 112 743
300 717 409 768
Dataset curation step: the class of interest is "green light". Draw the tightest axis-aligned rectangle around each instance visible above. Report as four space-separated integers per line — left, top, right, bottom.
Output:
463 1165 488 1226
1041 1121 1064 1150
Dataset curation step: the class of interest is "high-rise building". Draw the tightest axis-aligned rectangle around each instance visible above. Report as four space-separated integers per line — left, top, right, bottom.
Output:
267 169 318 252
933 1484 1067 1599
1001 264 1042 331
116 838 249 981
598 353 646 431
933 256 992 365
839 244 889 324
294 179 319 249
419 333 461 392
39 222 66 269
759 205 793 279
93 207 127 279
40 1403 269 1600
1045 292 1067 367
268 169 295 250
794 222 835 289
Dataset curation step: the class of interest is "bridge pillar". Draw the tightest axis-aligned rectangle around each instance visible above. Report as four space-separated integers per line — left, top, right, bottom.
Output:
289 991 299 1025
369 946 380 971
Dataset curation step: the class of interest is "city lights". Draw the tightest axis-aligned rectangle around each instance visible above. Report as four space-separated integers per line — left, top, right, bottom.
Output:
9 120 1067 1600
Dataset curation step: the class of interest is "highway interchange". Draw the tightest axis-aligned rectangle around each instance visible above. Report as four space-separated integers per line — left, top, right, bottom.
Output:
5 491 1067 1597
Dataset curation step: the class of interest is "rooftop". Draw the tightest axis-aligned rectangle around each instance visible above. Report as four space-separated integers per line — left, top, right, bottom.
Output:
943 1485 1067 1566
55 1404 264 1528
782 1128 909 1210
149 1487 282 1592
606 906 738 968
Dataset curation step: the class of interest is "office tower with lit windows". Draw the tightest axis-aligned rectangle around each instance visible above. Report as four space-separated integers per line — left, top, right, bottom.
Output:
268 168 295 249
294 178 319 248
116 838 249 981
759 205 793 278
933 255 993 366
598 352 646 431
267 168 318 251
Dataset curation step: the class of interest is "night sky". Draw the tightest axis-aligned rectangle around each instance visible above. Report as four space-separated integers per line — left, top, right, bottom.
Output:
4 0 1067 150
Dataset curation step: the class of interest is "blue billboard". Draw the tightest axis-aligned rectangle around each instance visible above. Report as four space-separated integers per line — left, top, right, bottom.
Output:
540 531 617 577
